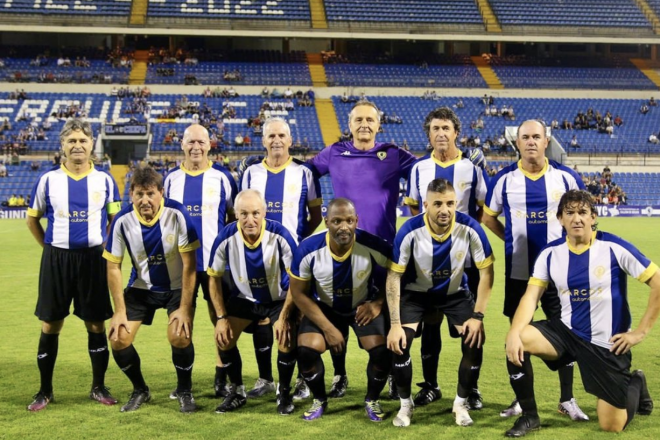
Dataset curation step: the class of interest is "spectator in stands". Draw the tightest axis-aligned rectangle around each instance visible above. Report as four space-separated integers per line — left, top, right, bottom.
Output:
261 87 270 98
456 99 464 109
234 133 244 148
570 135 580 150
16 194 25 206
0 161 6 177
243 134 251 148
551 119 559 130
562 119 573 130
649 97 657 107
284 87 294 99
52 151 61 166
401 139 410 151
31 160 40 172
649 133 659 144
11 150 19 165
497 134 507 153
640 104 650 115
614 115 623 126
8 194 17 206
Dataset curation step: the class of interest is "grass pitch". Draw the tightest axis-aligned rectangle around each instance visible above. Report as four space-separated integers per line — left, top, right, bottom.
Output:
1 217 659 439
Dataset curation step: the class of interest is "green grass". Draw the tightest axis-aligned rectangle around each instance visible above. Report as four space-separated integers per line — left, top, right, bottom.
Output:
1 217 660 439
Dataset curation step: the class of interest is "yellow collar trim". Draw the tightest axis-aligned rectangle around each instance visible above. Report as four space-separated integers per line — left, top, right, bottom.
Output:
424 213 455 242
263 156 292 174
518 158 548 181
567 231 597 255
431 150 462 168
181 160 212 176
133 198 165 227
325 232 355 262
239 219 266 249
61 162 94 181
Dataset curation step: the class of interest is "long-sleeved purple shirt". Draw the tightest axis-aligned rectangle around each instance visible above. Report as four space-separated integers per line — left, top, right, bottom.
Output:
307 141 417 243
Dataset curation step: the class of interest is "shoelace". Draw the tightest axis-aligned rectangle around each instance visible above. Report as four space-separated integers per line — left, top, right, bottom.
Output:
306 399 325 413
366 401 383 414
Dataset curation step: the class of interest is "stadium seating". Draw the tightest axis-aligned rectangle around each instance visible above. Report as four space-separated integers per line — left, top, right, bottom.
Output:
324 55 487 88
146 61 312 86
2 59 130 84
487 55 657 90
324 0 483 24
0 0 130 16
489 0 651 28
332 95 660 154
147 0 310 21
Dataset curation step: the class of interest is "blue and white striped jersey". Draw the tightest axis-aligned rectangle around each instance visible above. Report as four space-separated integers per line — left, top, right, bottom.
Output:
241 157 322 242
289 229 392 314
405 152 488 220
530 231 659 349
207 219 297 303
164 161 237 271
391 212 494 296
28 164 121 249
484 159 585 280
103 198 199 292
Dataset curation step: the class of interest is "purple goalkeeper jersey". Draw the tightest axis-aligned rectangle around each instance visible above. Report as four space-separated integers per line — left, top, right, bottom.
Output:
307 141 417 243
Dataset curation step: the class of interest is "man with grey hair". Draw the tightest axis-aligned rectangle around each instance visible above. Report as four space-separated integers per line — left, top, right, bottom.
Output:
26 118 121 411
164 123 238 399
207 189 299 415
240 117 322 400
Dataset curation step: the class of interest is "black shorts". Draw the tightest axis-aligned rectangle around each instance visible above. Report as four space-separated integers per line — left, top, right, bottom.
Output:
226 296 285 324
465 265 480 301
124 287 189 326
503 277 561 319
36 245 113 322
401 290 474 338
196 270 235 302
299 302 386 345
532 318 632 409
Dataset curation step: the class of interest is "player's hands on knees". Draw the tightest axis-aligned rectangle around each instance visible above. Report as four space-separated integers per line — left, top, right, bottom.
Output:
168 306 192 339
355 300 382 326
462 318 485 349
505 331 525 367
274 318 292 348
610 330 645 355
108 311 130 342
324 326 345 354
387 325 407 355
215 319 233 349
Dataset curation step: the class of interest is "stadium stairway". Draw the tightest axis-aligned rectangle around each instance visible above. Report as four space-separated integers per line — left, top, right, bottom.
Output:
633 0 660 33
307 53 328 86
476 0 502 32
110 165 129 196
471 56 504 89
129 0 148 26
309 0 328 29
129 50 149 85
315 98 341 146
630 58 660 88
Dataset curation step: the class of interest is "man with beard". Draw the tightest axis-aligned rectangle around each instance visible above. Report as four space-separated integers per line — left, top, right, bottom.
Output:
387 178 494 427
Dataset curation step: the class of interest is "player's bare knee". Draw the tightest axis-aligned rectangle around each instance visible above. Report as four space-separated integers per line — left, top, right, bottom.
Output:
599 418 625 433
41 320 64 334
110 329 133 350
169 334 192 349
84 320 105 334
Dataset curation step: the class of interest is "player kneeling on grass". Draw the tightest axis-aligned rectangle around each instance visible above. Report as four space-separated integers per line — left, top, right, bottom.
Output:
104 167 200 413
289 198 393 422
504 189 659 437
387 178 494 428
207 189 299 415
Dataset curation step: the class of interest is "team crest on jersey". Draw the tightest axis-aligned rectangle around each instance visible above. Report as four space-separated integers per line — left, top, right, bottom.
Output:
238 276 245 283
356 269 368 280
593 265 606 279
206 186 217 197
136 251 147 262
552 190 563 202
92 191 102 204
377 152 387 161
456 251 466 261
458 181 469 190
286 184 299 194
166 234 176 245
